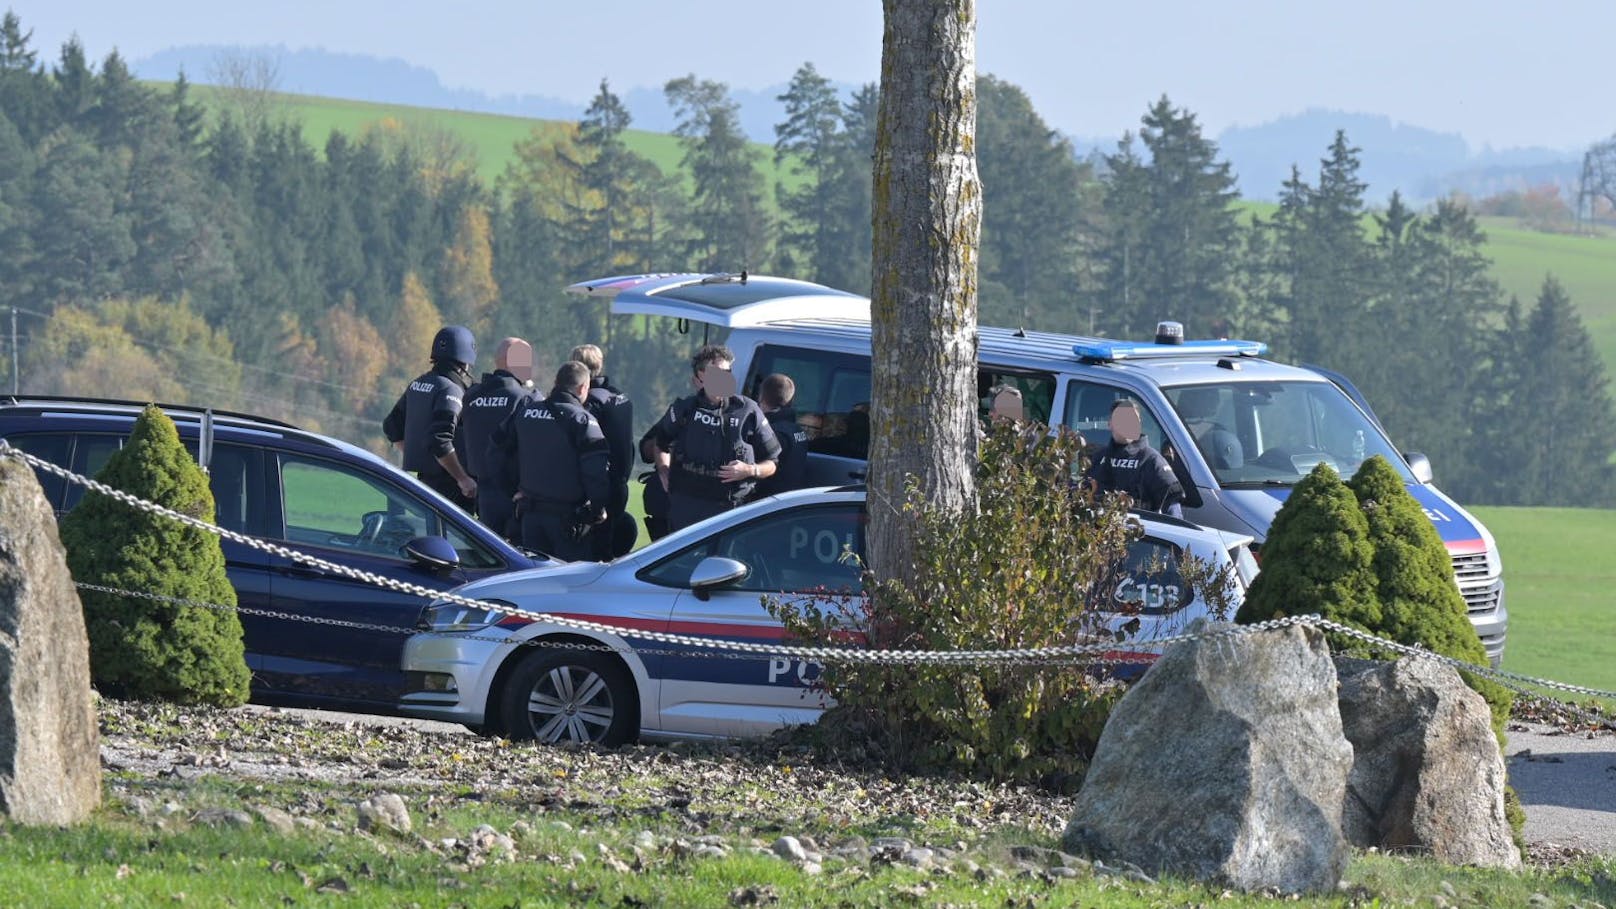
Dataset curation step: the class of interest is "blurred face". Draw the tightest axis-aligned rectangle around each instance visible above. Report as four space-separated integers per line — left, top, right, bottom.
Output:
1110 406 1142 444
696 361 736 401
989 389 1024 423
504 340 534 384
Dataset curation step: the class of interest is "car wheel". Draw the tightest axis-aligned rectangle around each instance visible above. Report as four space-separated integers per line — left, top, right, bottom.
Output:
498 649 637 746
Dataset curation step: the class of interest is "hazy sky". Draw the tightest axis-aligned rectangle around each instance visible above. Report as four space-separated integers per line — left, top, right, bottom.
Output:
7 0 1611 151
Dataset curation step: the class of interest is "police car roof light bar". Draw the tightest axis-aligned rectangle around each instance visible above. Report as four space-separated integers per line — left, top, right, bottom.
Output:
1072 338 1268 363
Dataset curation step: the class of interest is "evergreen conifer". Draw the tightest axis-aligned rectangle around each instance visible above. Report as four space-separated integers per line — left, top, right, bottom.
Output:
60 405 250 706
1235 462 1379 634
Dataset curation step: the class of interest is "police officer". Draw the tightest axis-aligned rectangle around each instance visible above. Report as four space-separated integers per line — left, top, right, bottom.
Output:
1082 399 1185 517
753 372 808 499
459 337 533 541
641 345 781 533
382 325 478 511
489 361 610 562
570 343 635 558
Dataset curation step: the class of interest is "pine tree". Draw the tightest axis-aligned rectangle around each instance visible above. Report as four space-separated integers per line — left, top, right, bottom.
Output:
441 203 500 334
1348 455 1511 732
821 82 878 294
773 62 843 282
665 74 772 271
1236 463 1379 635
60 406 251 706
1514 276 1616 505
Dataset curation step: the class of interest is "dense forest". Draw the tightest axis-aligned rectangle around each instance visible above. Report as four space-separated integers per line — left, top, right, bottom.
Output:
1 12 1612 507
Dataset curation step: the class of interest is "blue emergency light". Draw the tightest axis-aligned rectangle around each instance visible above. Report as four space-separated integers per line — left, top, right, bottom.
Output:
1073 338 1269 362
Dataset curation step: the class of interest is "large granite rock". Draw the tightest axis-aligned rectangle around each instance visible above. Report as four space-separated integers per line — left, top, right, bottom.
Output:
0 456 101 824
1063 620 1352 894
1337 656 1519 867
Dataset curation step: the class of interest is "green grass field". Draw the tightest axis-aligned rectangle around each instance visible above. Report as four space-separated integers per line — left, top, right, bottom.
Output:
1472 505 1616 701
183 84 783 192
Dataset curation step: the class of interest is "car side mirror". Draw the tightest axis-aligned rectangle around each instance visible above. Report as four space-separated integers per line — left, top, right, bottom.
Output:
689 556 749 601
1403 451 1434 484
404 536 461 573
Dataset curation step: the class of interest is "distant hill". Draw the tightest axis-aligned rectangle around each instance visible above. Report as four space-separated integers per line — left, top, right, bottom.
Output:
1215 109 1579 203
132 44 864 144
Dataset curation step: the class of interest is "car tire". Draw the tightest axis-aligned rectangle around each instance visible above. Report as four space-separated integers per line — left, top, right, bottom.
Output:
498 649 637 746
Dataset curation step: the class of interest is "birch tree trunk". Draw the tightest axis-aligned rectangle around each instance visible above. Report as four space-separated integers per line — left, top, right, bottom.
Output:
867 0 981 586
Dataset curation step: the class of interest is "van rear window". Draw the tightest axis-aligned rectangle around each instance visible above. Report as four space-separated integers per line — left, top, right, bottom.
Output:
746 345 872 460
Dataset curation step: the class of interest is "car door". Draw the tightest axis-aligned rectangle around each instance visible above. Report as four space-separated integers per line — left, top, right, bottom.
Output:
653 502 866 738
260 450 483 710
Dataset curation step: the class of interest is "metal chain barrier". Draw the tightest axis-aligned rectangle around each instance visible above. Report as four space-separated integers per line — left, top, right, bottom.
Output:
11 442 1616 706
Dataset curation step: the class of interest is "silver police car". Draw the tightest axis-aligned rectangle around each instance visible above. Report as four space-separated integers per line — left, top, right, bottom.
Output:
398 487 1255 745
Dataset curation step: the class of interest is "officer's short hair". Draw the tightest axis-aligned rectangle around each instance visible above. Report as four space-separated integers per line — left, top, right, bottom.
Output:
759 373 795 409
555 361 591 392
691 344 734 375
1110 398 1140 416
569 344 604 377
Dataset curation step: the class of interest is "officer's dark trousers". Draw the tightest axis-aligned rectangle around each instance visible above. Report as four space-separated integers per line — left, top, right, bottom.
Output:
476 483 517 542
521 509 594 562
668 492 733 534
418 470 476 514
591 482 631 560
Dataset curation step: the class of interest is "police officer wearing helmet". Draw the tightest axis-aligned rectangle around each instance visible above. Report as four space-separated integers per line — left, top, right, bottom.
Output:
641 344 781 533
1082 398 1185 517
489 361 610 562
570 343 636 559
382 325 478 511
459 337 533 540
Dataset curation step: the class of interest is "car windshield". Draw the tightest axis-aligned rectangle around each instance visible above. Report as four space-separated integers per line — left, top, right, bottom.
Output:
1164 380 1413 487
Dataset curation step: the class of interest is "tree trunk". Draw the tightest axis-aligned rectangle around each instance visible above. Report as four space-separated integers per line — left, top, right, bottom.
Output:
867 0 981 586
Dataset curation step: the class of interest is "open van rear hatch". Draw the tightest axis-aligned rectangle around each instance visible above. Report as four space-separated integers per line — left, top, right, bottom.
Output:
565 272 869 328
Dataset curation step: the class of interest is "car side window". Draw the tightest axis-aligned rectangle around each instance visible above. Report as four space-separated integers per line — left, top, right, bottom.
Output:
278 455 434 559
1062 382 1167 452
717 505 865 593
209 443 267 535
977 369 1056 425
4 432 72 513
66 434 124 511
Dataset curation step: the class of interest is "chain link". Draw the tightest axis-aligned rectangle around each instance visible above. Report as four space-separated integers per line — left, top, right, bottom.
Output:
10 442 1616 704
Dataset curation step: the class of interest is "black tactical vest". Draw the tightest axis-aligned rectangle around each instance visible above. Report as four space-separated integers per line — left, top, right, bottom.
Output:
460 371 527 480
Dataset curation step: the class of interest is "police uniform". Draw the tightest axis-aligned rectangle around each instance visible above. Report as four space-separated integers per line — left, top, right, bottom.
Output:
642 393 782 532
490 388 610 562
585 374 635 559
753 405 808 499
1083 438 1185 516
460 369 527 540
382 364 473 510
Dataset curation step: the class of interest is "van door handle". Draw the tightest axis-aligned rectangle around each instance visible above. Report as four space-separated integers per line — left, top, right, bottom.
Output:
275 563 329 579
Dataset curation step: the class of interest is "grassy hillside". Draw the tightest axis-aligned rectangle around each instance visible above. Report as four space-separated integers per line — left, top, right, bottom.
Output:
184 84 787 193
1471 505 1616 703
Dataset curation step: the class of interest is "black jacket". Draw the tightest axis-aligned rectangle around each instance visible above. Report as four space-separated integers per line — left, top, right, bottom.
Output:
1083 437 1184 514
585 375 634 499
491 389 610 512
641 393 782 504
383 364 469 477
754 406 808 498
459 370 527 482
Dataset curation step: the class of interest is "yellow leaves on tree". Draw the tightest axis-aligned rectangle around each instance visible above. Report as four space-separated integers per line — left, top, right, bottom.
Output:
317 297 387 415
441 205 500 336
25 296 239 406
387 271 444 380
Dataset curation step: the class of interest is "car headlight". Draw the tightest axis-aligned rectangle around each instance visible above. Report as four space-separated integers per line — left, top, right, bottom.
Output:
420 598 515 632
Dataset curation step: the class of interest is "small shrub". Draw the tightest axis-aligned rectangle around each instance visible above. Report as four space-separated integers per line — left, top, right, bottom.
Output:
772 423 1196 787
60 405 250 706
1236 461 1379 638
1349 455 1512 735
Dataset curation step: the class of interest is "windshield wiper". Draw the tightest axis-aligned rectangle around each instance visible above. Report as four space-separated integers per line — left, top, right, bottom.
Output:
1221 479 1296 489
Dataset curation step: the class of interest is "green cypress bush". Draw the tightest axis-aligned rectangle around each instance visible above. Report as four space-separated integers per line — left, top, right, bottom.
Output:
1348 455 1512 734
60 405 250 706
1235 462 1379 636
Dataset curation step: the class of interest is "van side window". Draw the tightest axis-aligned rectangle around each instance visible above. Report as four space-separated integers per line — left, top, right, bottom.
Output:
5 432 72 512
977 370 1055 424
746 345 871 460
1062 382 1166 452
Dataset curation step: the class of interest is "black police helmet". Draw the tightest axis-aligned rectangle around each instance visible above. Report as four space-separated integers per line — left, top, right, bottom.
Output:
431 326 476 365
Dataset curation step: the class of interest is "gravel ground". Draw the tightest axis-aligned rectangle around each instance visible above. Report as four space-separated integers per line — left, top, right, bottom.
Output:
97 700 1616 865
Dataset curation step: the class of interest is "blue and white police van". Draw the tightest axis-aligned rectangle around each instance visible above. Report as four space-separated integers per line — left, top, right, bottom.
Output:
564 273 1508 667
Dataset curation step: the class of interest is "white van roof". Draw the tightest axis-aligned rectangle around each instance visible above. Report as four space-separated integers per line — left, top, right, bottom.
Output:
565 273 868 327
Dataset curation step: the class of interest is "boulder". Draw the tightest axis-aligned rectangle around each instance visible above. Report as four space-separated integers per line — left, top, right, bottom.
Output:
1063 620 1352 894
1336 656 1519 867
0 457 102 824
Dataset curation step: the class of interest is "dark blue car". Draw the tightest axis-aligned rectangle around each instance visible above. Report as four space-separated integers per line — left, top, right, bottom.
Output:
0 396 544 715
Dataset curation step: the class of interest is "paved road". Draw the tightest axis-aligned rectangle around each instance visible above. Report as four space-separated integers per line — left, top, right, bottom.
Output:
1506 722 1616 854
